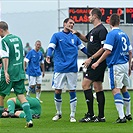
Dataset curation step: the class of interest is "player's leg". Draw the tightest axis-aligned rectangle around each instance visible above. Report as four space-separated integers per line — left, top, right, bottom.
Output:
36 75 42 102
93 81 105 122
92 61 106 122
121 64 132 121
109 65 126 123
0 80 12 117
17 94 33 127
0 95 5 117
15 110 25 118
69 90 77 122
26 96 41 117
52 73 65 121
14 79 33 127
112 88 126 123
27 76 36 95
79 77 95 122
6 97 16 116
52 89 62 121
121 87 132 120
67 73 77 122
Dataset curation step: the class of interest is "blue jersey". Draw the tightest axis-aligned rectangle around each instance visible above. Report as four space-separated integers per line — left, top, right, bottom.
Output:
25 49 44 76
48 31 85 73
104 28 132 68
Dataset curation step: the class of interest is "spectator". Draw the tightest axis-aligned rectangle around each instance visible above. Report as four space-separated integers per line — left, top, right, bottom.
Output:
24 42 32 56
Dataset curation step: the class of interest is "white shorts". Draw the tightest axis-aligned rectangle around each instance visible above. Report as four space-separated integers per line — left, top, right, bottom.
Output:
108 62 130 89
28 75 42 86
52 72 77 90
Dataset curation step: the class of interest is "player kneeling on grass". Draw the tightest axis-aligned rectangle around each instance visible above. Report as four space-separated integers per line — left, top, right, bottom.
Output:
2 96 41 119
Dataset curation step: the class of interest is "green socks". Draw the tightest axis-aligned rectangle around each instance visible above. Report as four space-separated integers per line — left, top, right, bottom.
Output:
7 100 15 115
21 102 32 122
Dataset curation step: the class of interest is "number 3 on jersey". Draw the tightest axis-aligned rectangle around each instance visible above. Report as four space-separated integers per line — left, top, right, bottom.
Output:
14 43 20 61
122 37 127 51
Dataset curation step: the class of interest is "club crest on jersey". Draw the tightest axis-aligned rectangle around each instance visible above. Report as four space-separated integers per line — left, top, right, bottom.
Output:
90 36 93 42
71 39 74 44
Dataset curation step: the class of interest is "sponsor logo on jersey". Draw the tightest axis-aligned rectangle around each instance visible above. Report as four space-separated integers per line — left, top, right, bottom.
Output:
71 39 74 44
90 36 93 42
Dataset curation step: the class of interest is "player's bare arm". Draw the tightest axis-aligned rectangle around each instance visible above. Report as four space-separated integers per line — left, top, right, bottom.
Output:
41 63 45 77
92 50 111 70
83 48 104 68
2 58 10 84
24 60 27 71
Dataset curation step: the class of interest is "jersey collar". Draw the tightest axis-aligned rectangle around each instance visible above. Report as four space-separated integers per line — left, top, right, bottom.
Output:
112 27 119 30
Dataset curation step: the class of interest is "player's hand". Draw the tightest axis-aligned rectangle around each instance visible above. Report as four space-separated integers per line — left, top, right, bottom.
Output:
128 68 131 76
4 72 10 84
65 26 79 35
84 58 92 68
65 26 74 32
91 62 99 70
46 57 51 64
42 72 45 77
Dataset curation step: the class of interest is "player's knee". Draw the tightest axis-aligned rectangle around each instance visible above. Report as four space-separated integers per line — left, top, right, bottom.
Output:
36 86 41 90
30 85 35 89
55 89 62 94
54 93 61 99
7 97 16 103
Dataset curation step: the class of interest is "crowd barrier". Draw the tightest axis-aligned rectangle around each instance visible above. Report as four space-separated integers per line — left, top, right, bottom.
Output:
25 71 133 91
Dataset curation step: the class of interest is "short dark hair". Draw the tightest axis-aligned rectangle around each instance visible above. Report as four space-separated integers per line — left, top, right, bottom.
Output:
63 18 74 24
91 8 102 20
0 21 8 30
35 40 41 44
110 13 120 26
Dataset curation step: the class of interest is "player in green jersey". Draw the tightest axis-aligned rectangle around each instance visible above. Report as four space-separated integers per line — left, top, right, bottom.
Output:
0 21 33 128
2 96 41 119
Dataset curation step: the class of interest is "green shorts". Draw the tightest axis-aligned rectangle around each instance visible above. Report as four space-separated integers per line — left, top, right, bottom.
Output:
0 79 26 96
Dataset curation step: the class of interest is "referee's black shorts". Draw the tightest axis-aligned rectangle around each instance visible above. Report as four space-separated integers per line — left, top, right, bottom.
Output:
84 60 107 82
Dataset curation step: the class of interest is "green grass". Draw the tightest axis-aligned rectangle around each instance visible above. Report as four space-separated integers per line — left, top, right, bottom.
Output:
0 91 133 133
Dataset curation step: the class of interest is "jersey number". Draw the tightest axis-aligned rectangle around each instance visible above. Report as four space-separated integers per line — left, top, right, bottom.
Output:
14 44 20 61
122 37 127 51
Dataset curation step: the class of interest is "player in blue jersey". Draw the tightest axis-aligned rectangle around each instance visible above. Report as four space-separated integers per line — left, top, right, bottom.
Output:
68 8 107 122
91 13 132 123
24 40 45 103
46 18 88 122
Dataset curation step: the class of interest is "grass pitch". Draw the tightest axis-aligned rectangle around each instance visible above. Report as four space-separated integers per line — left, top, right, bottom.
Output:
0 91 133 133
